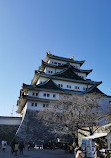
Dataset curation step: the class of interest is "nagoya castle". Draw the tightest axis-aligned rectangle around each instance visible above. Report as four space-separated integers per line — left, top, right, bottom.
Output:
16 52 111 143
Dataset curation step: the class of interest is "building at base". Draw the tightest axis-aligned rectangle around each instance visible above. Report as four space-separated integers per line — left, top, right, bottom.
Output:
0 116 21 144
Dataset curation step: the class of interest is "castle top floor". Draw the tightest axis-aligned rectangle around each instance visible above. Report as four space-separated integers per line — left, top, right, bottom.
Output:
45 52 85 69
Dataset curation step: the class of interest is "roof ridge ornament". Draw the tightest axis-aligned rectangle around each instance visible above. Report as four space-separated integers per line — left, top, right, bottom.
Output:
71 56 74 60
47 51 51 55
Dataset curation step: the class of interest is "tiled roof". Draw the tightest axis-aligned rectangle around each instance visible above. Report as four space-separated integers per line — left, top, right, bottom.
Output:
24 79 63 91
23 79 104 95
52 65 85 80
39 60 92 75
37 67 102 86
45 53 85 66
84 85 107 96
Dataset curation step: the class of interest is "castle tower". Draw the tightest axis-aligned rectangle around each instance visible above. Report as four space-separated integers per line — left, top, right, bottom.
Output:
16 52 111 143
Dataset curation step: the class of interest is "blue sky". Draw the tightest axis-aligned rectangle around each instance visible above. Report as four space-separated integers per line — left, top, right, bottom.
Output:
0 0 111 116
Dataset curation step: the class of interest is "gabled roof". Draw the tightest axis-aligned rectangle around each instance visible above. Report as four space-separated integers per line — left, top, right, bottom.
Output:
45 53 85 66
17 80 109 113
39 60 92 75
31 69 102 86
52 65 85 81
83 85 107 96
24 79 64 91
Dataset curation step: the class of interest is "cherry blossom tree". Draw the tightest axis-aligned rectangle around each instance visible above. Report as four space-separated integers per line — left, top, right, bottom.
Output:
38 93 107 141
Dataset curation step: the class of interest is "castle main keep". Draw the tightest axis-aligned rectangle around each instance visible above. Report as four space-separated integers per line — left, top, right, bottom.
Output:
16 52 111 143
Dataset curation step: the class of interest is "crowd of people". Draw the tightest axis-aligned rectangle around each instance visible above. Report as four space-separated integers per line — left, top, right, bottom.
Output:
0 140 35 156
0 139 111 157
64 142 111 158
64 143 85 158
10 141 25 156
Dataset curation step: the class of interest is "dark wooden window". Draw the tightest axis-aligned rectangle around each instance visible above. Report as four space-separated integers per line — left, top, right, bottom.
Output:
47 94 50 97
67 85 71 88
36 93 38 96
43 104 45 107
43 104 49 107
43 93 46 97
35 103 37 107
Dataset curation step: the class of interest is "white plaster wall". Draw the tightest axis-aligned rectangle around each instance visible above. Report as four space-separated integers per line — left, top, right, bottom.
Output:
39 91 59 100
44 67 86 79
28 91 39 96
0 117 21 125
53 79 91 91
77 72 86 80
37 77 92 91
44 67 63 74
48 59 80 68
28 90 59 100
27 101 49 111
21 104 27 121
44 67 56 74
37 77 48 85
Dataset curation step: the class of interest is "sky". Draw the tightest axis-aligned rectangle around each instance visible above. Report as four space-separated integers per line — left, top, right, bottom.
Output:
0 0 111 116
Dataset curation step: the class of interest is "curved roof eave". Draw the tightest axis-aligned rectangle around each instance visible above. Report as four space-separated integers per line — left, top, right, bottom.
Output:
40 60 92 75
83 84 107 96
24 78 64 92
45 53 85 66
38 70 102 86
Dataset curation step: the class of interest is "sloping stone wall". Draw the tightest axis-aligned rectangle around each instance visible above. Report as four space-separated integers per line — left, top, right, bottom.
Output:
16 110 58 144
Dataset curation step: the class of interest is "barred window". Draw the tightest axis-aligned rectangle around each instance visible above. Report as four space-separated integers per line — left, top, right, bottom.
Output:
35 103 37 107
53 94 56 98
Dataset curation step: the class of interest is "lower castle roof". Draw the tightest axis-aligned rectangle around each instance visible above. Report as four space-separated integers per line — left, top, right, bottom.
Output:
24 79 105 95
17 78 107 113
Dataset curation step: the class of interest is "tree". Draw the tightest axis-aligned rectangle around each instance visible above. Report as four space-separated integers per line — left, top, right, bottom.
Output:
38 93 107 141
106 102 111 123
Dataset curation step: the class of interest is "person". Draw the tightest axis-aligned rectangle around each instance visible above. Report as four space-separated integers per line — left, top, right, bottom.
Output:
52 143 55 150
69 145 73 153
14 142 19 156
105 150 110 158
76 147 85 158
64 143 68 153
1 141 7 152
94 144 101 158
10 141 15 154
74 146 79 155
28 142 30 150
32 142 35 150
19 141 24 155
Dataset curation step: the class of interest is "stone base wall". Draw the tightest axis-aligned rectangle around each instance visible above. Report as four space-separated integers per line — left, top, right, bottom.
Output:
16 110 59 144
0 125 19 144
16 110 74 144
